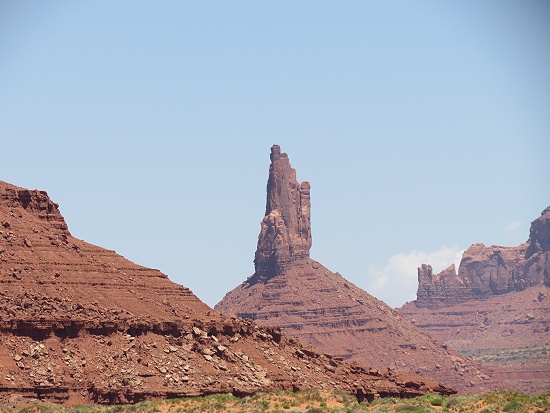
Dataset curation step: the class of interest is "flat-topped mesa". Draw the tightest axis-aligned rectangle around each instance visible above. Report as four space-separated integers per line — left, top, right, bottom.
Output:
413 206 550 309
253 145 312 280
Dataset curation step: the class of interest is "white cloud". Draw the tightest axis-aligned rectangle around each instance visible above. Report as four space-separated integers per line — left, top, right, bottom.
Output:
365 245 464 309
503 220 522 234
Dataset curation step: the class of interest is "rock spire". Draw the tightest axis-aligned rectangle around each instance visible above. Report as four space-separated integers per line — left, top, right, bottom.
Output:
253 145 312 280
216 147 494 394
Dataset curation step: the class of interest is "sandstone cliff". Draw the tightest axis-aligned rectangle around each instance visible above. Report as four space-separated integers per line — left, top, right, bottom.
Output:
253 145 312 282
216 146 495 395
0 179 453 405
413 207 550 309
399 207 550 394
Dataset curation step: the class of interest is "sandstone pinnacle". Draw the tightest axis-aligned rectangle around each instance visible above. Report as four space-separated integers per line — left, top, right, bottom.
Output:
216 146 492 395
253 145 312 281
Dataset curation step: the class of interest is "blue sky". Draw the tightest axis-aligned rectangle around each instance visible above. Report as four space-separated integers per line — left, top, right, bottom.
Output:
1 1 549 307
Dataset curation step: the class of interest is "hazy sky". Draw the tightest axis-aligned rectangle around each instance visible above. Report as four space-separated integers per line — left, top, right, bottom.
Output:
1 1 549 308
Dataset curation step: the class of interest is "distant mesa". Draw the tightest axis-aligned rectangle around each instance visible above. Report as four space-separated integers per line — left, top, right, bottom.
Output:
216 145 495 395
399 206 550 395
413 206 550 309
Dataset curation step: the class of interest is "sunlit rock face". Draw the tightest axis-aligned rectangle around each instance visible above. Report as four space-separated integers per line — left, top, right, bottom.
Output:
413 206 550 309
253 144 312 282
0 179 455 404
216 146 495 395
399 206 550 395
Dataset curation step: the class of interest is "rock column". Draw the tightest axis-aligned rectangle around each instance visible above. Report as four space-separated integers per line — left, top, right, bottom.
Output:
253 145 312 280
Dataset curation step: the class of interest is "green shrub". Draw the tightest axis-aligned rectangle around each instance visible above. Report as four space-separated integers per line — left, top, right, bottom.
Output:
395 405 433 413
416 393 445 407
444 395 472 409
502 400 524 413
213 402 225 410
371 397 398 405
305 408 325 413
104 406 125 413
427 394 445 406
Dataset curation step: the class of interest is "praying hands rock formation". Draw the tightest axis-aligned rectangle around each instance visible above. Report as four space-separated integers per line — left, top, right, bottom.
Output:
253 145 312 282
216 145 494 395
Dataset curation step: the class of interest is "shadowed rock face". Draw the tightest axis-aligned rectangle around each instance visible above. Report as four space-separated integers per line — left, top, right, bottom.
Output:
0 179 454 405
413 207 550 309
216 146 495 395
527 206 550 258
253 145 312 282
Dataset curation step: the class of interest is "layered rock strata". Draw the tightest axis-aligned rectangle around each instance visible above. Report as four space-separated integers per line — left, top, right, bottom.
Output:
400 287 550 395
253 145 312 282
0 180 453 405
413 207 550 309
216 146 495 394
399 207 550 394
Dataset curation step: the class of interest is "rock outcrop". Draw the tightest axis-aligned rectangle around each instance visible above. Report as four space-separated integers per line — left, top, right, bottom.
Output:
0 179 453 405
216 146 495 395
413 207 550 309
399 207 550 394
253 145 312 282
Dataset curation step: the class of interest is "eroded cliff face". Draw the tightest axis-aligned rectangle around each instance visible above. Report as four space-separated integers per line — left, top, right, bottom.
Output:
399 207 550 395
0 180 453 405
0 185 69 233
526 206 550 257
399 285 550 395
253 145 312 282
414 207 550 309
216 146 495 395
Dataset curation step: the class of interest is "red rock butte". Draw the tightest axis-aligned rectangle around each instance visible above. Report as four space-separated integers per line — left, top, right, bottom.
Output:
412 206 549 308
216 145 496 394
399 206 550 394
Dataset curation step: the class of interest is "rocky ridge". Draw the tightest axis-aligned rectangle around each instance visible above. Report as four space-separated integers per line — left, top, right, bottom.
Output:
412 207 550 309
216 145 495 395
0 180 453 404
399 207 550 394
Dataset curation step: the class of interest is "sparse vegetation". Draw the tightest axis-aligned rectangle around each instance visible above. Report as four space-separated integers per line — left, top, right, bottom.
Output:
3 390 549 413
462 346 550 365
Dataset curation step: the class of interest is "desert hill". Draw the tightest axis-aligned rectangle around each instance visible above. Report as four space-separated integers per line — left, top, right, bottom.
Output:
0 179 453 405
216 145 494 394
399 206 550 394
